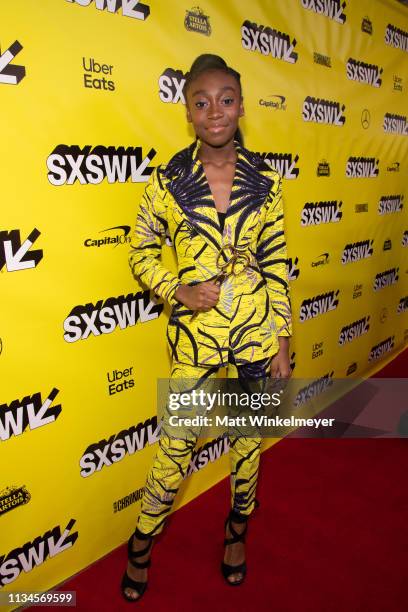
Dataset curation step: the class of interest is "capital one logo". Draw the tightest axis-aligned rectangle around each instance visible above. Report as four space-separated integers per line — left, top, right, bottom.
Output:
66 0 150 20
0 41 25 85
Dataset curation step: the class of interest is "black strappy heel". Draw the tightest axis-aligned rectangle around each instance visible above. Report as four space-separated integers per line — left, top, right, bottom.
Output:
221 500 259 586
121 527 153 602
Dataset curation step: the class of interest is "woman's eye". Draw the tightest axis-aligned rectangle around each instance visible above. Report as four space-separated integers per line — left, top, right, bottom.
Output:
223 98 234 105
195 101 207 109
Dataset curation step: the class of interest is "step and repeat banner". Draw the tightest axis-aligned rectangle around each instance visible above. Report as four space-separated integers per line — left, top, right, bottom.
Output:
1 0 407 603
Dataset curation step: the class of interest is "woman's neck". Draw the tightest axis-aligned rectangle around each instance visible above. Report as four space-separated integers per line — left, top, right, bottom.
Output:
198 139 237 167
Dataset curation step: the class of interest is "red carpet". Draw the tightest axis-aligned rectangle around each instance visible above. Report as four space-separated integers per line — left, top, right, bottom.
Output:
56 350 408 611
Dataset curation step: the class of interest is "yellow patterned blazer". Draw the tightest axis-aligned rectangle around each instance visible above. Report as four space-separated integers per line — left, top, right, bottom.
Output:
129 139 292 367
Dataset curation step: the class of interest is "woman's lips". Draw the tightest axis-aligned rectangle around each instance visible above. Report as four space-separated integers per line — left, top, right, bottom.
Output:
207 125 227 133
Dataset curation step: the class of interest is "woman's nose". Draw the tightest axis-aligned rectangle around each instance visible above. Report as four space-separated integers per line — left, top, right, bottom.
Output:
207 103 223 119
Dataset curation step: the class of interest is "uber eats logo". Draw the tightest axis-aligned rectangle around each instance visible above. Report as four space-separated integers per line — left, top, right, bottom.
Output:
83 57 115 91
159 68 186 104
47 145 156 185
241 20 298 64
63 290 163 343
66 0 150 20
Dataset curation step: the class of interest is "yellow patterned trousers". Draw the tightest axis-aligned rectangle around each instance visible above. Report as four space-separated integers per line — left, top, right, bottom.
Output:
137 353 272 536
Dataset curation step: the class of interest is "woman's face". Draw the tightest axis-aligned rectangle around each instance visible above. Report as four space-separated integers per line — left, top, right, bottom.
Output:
186 69 244 148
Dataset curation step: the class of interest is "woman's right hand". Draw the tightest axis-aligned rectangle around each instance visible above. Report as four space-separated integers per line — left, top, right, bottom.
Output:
175 281 220 311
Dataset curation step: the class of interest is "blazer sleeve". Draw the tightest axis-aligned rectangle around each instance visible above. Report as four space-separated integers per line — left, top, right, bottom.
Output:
128 167 181 306
256 172 292 337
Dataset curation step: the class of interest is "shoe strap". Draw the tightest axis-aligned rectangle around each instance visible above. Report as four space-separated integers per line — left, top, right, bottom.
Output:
128 534 153 560
224 517 248 545
128 557 151 570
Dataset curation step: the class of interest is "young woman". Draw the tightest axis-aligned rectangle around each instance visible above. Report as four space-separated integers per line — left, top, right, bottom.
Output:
122 54 292 601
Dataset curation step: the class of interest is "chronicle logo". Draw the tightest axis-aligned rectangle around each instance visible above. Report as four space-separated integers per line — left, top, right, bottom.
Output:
383 113 408 135
385 24 408 52
257 152 300 179
361 109 370 129
301 201 342 226
383 239 392 251
184 6 211 35
113 487 144 513
341 239 373 264
317 160 330 176
241 20 298 63
300 0 346 24
378 195 404 215
287 256 300 280
0 388 61 442
355 203 368 213
82 56 115 91
0 485 31 517
63 290 162 343
346 58 382 87
311 252 329 267
402 231 408 247
47 145 156 185
159 68 186 104
373 267 399 291
386 161 400 172
0 40 25 85
79 415 160 477
0 228 43 272
397 296 408 314
259 95 286 110
311 341 323 359
299 290 339 322
352 283 363 299
393 75 403 92
294 372 334 408
66 0 150 20
361 16 372 35
302 96 345 125
0 519 78 587
338 316 370 346
84 225 131 248
368 336 394 362
313 52 331 67
346 157 379 178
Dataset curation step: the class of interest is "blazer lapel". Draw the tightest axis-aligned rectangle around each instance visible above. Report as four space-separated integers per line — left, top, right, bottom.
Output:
160 139 274 254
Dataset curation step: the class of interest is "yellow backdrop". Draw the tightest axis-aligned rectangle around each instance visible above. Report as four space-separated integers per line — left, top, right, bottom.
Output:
1 0 407 605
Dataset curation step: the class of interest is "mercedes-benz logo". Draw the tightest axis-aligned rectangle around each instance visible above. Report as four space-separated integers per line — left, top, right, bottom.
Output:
361 109 370 129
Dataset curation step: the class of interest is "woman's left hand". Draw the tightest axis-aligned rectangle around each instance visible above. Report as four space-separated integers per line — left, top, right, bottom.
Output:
270 338 292 379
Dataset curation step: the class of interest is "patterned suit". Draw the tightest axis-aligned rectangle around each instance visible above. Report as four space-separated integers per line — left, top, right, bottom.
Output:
129 139 292 535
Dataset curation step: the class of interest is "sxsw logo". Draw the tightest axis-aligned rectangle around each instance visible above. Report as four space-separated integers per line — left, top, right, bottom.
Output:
300 0 346 24
341 239 373 264
302 97 345 126
66 0 150 20
346 58 382 87
257 152 300 179
159 68 186 104
346 157 379 178
47 145 156 185
299 290 339 322
385 24 408 52
383 113 408 135
0 389 61 442
301 201 342 226
241 20 298 63
368 336 394 362
338 316 370 346
287 256 300 280
63 290 163 343
373 268 399 291
378 195 403 215
0 40 25 85
0 229 43 272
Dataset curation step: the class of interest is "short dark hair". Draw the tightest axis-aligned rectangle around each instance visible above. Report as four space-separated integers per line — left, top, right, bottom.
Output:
184 54 242 96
